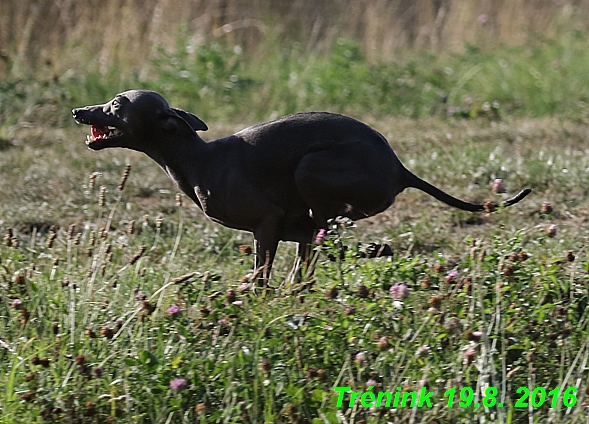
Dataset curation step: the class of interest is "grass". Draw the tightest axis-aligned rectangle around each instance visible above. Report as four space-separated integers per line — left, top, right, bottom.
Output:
2 32 589 423
5 32 589 129
1 110 589 423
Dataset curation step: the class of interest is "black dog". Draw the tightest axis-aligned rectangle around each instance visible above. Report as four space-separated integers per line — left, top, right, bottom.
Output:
72 90 530 278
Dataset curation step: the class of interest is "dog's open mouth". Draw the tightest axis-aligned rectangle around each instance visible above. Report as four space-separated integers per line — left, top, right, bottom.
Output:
86 125 124 145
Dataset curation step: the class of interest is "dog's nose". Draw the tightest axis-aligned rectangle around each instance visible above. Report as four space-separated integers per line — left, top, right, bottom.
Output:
72 108 85 123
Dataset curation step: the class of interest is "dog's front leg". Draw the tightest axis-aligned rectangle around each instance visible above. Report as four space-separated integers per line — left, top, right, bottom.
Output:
252 209 284 285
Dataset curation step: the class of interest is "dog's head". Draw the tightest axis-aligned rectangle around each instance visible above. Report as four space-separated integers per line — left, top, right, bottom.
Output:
72 90 208 152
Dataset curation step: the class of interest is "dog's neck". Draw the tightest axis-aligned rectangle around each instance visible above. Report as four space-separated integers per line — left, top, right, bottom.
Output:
146 133 210 206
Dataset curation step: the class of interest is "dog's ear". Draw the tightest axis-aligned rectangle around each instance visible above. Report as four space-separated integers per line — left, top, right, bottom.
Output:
171 108 208 131
159 108 208 134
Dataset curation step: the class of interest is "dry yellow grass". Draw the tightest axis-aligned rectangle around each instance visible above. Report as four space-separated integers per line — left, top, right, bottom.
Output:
1 0 586 77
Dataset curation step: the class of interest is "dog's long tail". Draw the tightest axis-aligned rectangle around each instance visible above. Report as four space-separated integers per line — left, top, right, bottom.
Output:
405 171 531 212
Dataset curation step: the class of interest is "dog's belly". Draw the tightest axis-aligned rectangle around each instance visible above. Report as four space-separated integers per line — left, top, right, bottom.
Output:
204 213 253 232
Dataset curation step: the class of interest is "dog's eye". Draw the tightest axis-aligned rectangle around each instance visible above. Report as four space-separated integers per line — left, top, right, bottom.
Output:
112 99 120 110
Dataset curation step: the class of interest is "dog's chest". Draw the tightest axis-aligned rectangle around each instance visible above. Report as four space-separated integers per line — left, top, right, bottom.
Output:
165 164 236 226
193 185 252 231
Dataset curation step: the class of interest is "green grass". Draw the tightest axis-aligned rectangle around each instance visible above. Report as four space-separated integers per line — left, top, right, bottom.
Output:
142 32 589 120
4 33 589 131
2 36 589 423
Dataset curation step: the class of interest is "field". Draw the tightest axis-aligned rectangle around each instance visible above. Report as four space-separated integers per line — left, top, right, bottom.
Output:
2 1 589 423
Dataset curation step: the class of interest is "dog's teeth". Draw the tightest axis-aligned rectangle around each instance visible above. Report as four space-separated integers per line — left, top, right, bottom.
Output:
103 127 122 138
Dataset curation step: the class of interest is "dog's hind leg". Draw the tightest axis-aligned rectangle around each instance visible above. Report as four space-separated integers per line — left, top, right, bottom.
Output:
294 149 395 227
279 218 316 283
283 242 309 286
